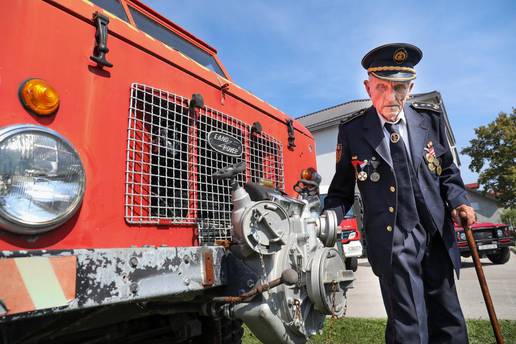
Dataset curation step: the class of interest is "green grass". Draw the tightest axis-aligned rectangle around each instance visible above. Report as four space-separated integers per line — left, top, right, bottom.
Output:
243 318 516 343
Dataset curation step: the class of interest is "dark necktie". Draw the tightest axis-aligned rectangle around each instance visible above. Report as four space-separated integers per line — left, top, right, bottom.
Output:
384 122 419 231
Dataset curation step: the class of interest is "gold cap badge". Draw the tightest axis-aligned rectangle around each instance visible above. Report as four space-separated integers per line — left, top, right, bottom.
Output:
393 48 408 64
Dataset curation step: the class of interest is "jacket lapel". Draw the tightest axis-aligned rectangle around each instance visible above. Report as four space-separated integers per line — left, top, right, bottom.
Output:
363 107 393 168
405 104 429 172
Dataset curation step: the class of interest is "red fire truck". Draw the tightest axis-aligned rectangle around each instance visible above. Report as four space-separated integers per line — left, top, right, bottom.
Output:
0 1 354 343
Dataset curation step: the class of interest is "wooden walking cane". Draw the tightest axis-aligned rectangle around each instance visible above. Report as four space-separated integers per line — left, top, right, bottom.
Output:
461 212 504 344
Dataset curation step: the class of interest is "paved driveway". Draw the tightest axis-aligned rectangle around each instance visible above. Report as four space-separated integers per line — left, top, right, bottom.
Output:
345 250 516 320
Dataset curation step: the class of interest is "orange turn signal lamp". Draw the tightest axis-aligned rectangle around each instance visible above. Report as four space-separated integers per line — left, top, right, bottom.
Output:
19 79 60 116
301 167 320 182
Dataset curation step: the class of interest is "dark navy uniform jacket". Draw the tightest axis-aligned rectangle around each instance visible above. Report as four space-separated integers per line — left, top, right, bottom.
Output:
324 103 470 277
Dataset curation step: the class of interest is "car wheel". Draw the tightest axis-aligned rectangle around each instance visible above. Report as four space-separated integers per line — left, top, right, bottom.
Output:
345 257 358 272
487 247 510 264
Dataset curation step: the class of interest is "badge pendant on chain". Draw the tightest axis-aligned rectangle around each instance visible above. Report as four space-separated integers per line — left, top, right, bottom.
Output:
370 156 381 182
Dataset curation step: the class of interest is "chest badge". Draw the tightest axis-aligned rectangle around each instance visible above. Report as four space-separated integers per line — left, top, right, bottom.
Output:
390 132 400 143
336 144 343 163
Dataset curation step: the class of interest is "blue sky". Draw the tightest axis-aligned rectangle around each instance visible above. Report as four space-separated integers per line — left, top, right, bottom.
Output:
142 0 515 183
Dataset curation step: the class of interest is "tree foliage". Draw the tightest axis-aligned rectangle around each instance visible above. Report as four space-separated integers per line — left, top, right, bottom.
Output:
461 109 516 208
501 208 516 227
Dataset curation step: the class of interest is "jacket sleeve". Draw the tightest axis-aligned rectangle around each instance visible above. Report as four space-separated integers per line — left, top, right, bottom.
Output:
323 123 356 220
436 114 470 209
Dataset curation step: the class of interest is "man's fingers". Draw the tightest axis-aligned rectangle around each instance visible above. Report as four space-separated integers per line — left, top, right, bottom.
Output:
459 209 475 227
451 209 461 225
453 205 476 227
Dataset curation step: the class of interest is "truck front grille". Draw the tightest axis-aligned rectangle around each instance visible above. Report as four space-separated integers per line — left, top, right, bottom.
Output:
125 83 284 244
473 230 493 240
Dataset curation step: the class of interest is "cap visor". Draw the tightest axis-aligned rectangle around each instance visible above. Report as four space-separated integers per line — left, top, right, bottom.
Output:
371 71 416 81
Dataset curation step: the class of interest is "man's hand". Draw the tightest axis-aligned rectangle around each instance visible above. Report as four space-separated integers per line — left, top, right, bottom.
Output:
451 204 476 228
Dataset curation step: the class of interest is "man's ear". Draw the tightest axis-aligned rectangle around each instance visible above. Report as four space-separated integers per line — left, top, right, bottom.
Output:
409 82 414 93
364 80 371 97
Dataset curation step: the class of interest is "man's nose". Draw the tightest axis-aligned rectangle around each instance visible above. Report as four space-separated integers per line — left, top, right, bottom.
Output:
386 89 397 101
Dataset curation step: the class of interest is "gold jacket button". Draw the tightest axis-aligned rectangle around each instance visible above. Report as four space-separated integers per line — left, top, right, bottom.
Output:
388 207 395 213
389 186 396 192
386 225 393 232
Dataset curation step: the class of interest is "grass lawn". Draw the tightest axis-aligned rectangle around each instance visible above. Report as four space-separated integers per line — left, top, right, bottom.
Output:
243 318 516 343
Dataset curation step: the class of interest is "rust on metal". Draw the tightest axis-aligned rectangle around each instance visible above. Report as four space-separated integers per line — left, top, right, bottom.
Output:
202 250 215 287
214 239 231 249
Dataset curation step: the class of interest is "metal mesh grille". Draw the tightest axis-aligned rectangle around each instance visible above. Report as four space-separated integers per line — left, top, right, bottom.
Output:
126 83 284 243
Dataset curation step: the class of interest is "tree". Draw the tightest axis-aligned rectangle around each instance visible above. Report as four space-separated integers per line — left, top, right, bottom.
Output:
461 109 516 208
501 208 516 227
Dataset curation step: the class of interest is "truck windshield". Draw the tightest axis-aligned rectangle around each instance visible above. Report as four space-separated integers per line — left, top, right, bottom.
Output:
128 7 227 78
90 0 129 22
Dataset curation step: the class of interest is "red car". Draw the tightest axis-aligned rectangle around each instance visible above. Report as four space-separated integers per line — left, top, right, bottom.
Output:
455 222 514 264
336 208 363 272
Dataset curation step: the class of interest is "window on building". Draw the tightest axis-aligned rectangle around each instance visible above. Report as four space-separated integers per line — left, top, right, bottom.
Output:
129 7 226 78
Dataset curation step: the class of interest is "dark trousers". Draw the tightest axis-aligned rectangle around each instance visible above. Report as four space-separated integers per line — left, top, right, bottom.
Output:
379 225 468 344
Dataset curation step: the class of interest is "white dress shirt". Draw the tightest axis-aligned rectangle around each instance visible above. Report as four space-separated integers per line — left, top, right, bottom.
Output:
378 109 413 162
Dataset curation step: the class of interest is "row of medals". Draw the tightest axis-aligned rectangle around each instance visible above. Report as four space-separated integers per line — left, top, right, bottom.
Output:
425 141 442 176
356 156 380 182
355 141 441 182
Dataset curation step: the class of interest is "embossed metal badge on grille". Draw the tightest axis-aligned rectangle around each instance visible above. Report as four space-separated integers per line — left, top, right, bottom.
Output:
207 131 243 157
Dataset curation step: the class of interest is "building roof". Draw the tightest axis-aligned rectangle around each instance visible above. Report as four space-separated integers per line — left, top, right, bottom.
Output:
297 91 456 147
466 183 501 202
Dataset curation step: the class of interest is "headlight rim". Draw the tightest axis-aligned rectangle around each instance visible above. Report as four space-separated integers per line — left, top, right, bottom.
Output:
0 124 86 235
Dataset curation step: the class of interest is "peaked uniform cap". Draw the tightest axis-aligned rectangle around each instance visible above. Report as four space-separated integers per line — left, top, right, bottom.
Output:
361 43 422 81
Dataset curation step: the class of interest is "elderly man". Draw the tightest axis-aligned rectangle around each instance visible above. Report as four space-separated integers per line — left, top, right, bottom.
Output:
324 43 475 343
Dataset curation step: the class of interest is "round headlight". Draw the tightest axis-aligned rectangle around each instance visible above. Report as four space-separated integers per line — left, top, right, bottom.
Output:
497 229 504 238
0 125 85 234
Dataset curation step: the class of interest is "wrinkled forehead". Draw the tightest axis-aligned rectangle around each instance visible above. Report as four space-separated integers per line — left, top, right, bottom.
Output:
368 74 413 87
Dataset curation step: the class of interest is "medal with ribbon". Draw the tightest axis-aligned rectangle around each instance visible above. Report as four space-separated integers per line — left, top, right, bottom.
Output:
424 141 442 175
351 156 362 180
358 160 368 181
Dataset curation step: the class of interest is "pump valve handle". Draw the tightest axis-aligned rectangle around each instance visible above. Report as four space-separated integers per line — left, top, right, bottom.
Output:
212 161 246 182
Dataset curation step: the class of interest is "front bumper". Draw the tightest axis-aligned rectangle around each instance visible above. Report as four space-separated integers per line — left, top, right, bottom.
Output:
0 246 225 321
458 239 515 254
337 240 363 258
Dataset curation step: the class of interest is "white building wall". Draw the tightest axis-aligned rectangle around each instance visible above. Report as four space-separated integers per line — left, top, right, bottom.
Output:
313 126 339 191
466 191 504 224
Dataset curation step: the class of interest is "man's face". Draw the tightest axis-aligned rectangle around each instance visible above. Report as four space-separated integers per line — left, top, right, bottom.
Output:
364 76 413 122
